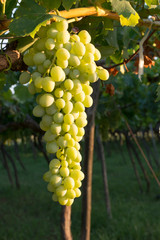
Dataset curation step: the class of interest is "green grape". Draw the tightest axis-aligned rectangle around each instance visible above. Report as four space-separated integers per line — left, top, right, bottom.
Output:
74 151 82 163
63 42 72 51
57 136 67 148
71 34 80 42
42 114 53 127
63 92 72 101
72 41 86 56
62 123 70 132
56 20 68 32
52 193 58 202
78 30 91 44
64 114 74 125
64 133 71 141
77 127 85 137
74 91 85 102
62 101 73 114
50 175 62 187
43 130 57 142
58 196 68 205
51 168 59 174
45 103 58 115
66 189 76 199
94 48 101 61
19 71 31 84
43 171 52 182
28 82 36 95
56 48 70 60
47 183 55 192
66 198 74 206
82 84 93 95
71 110 79 120
70 170 84 181
75 117 87 128
32 72 41 81
55 98 65 109
74 141 80 151
33 105 45 117
42 77 55 92
56 185 67 197
50 123 62 135
71 80 82 95
67 137 75 147
60 167 70 177
47 28 58 38
63 177 75 189
39 93 54 107
64 79 74 90
43 59 51 69
74 188 81 198
49 159 61 169
46 141 59 153
40 120 49 131
34 77 43 88
83 95 93 108
83 52 94 63
74 102 85 112
23 52 34 66
85 43 95 54
66 147 77 160
57 59 68 69
37 64 45 74
53 112 64 123
96 67 109 80
61 160 68 167
45 38 55 50
69 69 80 79
68 54 80 67
74 180 82 188
54 88 64 98
51 66 65 82
33 52 46 65
35 38 46 51
56 31 70 44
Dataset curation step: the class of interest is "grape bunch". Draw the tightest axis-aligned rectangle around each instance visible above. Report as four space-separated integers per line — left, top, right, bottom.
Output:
19 19 109 206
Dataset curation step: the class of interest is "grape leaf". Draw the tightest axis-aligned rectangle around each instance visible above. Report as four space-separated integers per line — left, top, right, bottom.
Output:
62 0 75 10
5 0 18 18
9 0 54 37
14 84 32 103
37 0 61 11
109 0 140 26
17 36 38 53
145 0 159 7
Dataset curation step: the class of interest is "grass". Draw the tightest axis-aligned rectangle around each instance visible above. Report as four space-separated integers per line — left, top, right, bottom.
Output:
0 141 160 240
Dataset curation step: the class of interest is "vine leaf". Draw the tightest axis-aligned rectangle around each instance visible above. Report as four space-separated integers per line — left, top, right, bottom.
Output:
9 0 54 37
109 0 140 26
62 0 75 11
145 0 159 8
37 0 61 11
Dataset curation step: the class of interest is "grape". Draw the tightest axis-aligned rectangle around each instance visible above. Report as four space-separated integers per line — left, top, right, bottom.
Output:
64 177 75 189
19 71 31 84
51 66 65 82
78 30 91 44
20 19 109 206
42 77 55 92
46 141 59 153
45 38 55 50
64 79 74 90
56 48 70 60
33 52 46 65
96 67 109 80
72 42 86 56
33 105 45 117
39 93 54 107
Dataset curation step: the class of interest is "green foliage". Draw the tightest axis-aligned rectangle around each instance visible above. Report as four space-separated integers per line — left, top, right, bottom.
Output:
109 0 140 26
62 0 76 11
37 0 61 11
9 0 55 37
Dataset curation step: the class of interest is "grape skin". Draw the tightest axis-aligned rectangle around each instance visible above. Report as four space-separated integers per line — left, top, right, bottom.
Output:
19 19 109 206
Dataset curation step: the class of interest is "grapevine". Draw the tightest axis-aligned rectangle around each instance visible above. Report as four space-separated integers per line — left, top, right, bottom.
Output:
19 19 109 206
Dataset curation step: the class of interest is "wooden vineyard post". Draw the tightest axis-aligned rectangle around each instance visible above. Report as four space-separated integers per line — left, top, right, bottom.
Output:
81 80 100 240
61 206 72 240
